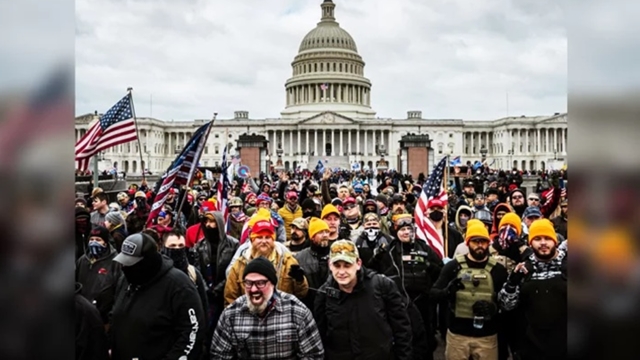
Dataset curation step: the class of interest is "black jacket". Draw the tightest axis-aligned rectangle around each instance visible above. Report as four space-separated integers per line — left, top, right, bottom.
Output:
75 246 122 323
110 257 205 360
294 245 331 313
315 268 413 360
368 238 443 299
75 283 109 360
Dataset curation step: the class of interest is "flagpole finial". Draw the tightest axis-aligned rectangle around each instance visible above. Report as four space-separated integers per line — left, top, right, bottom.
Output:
127 87 133 92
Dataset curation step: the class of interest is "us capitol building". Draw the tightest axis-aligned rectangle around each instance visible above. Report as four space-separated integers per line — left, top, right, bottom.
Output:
75 0 567 175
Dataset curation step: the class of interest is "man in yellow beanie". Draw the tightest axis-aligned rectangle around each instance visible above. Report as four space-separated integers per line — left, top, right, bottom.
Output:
321 204 349 242
499 218 566 360
431 220 508 360
293 217 332 313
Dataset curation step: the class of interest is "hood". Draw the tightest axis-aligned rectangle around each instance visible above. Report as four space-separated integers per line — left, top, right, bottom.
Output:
455 205 473 230
211 210 228 241
147 256 175 286
491 203 513 233
363 199 380 216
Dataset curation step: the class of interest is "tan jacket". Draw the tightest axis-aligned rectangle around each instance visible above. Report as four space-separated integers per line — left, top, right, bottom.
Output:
224 244 309 306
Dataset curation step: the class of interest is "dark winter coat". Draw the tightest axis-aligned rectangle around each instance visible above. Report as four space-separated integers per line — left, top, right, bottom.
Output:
315 268 413 360
75 246 122 323
109 257 205 360
75 283 110 360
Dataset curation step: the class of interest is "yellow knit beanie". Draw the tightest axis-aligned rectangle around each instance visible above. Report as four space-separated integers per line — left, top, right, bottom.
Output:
321 204 341 219
499 213 522 236
248 208 271 228
308 217 330 239
465 222 490 244
528 219 557 244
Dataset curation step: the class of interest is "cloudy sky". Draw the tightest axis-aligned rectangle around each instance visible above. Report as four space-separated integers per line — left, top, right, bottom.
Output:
76 0 566 121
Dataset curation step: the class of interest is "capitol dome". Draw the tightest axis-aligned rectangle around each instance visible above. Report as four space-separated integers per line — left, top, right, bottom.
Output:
281 0 376 120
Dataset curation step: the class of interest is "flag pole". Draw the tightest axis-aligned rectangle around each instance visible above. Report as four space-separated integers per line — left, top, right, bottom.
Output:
128 87 146 184
444 153 450 258
175 114 215 219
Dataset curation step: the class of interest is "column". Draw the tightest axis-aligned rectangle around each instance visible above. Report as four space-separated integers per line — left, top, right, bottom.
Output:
331 130 335 155
364 130 368 156
314 130 318 155
348 129 352 154
323 130 326 156
338 84 342 103
340 129 343 156
272 130 277 156
381 129 385 150
356 130 361 154
297 130 301 156
289 130 294 156
306 130 310 154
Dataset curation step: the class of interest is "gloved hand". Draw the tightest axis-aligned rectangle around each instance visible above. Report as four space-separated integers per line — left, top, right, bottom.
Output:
446 277 465 298
472 300 497 318
373 243 389 259
507 262 531 287
288 264 306 282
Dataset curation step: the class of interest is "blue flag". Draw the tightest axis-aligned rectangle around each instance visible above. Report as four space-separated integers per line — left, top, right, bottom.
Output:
315 160 324 173
450 156 462 166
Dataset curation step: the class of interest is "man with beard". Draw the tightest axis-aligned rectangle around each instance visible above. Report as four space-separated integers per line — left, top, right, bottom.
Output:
430 221 508 360
211 257 324 359
110 233 205 360
294 217 332 312
224 217 308 306
508 188 528 218
192 209 239 344
161 229 208 322
499 219 567 360
226 197 248 240
286 217 310 255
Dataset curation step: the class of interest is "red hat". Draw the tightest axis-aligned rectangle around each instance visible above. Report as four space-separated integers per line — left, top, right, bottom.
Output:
343 197 356 206
200 201 216 213
427 199 446 209
245 192 257 202
286 191 298 199
250 220 275 239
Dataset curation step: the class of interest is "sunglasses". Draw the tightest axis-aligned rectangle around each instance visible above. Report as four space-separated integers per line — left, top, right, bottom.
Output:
528 198 540 201
343 204 357 210
243 279 269 289
288 197 298 201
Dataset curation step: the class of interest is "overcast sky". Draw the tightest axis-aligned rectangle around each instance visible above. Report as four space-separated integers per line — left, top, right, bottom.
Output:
76 0 566 121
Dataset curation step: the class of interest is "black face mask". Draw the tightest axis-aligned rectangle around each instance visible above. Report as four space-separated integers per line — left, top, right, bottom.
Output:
122 252 163 285
163 247 189 272
428 211 444 222
303 210 314 218
204 227 219 242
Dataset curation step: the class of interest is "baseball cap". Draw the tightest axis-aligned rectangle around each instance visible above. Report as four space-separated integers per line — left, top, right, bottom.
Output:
343 197 356 206
286 191 298 200
523 206 542 219
113 233 158 266
330 240 360 265
290 217 309 230
427 198 446 209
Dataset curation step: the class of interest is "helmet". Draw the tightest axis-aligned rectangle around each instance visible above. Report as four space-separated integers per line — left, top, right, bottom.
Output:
229 197 243 207
474 209 493 226
116 192 128 202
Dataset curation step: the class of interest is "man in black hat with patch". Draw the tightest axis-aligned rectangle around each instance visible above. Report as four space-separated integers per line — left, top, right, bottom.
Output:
110 233 205 360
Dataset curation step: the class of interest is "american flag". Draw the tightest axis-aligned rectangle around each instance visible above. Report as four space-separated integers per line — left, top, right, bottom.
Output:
216 145 231 215
414 156 449 259
146 121 212 227
75 94 138 172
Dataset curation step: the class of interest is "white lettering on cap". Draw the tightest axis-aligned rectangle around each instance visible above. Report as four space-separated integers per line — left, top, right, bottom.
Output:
121 240 137 256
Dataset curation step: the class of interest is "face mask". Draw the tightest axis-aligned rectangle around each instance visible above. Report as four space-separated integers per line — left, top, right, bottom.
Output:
428 211 444 222
163 247 188 272
365 227 380 241
303 210 314 218
459 218 469 228
88 240 108 257
204 227 219 241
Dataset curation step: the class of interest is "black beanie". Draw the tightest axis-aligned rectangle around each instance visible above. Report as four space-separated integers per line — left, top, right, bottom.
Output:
90 225 110 243
301 198 316 212
243 257 278 286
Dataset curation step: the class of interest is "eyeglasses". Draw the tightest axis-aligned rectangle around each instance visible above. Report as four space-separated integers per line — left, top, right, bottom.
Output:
528 198 540 201
243 279 269 289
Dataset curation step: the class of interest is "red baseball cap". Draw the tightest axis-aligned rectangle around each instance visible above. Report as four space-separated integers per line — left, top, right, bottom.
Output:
427 199 446 209
287 191 298 199
343 197 356 206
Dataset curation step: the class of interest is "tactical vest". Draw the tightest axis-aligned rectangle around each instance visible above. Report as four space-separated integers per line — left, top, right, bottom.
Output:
401 249 432 294
454 254 496 319
489 247 517 274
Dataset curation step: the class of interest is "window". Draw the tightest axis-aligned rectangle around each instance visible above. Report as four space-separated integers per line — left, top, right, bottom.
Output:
215 133 219 138
438 143 443 154
449 134 453 138
205 146 208 154
215 145 219 155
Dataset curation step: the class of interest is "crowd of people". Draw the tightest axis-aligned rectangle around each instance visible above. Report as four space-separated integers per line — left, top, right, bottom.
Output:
75 164 567 360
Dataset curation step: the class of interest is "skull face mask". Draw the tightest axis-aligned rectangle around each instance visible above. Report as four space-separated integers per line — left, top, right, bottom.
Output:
364 227 380 241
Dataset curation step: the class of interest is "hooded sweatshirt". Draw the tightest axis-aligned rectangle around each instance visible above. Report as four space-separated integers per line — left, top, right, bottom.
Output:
454 205 473 235
490 203 513 239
